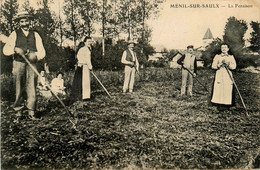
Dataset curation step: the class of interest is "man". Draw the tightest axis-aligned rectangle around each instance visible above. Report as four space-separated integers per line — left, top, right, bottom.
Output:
177 45 197 97
3 11 46 120
121 40 139 93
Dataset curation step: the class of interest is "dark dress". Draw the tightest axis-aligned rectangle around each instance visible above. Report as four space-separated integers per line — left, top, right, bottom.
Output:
71 66 83 101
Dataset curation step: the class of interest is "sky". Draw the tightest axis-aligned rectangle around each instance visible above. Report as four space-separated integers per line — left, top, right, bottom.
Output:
13 0 260 50
148 0 260 50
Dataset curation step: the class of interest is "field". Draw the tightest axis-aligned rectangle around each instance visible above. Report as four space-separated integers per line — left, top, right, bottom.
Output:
1 67 260 169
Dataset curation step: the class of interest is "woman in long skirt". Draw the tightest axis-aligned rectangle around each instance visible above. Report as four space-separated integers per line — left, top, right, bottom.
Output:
211 43 236 111
71 36 93 101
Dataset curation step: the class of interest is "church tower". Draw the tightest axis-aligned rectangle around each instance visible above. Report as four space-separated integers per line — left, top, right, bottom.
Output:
203 28 213 46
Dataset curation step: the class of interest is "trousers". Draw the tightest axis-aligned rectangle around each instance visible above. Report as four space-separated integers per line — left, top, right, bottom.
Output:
12 61 37 110
123 65 136 92
181 68 194 95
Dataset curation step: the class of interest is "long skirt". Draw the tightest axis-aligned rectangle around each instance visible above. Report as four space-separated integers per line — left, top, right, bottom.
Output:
71 66 91 100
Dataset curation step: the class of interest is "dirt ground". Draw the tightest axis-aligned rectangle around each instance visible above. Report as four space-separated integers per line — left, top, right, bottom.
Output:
1 68 260 169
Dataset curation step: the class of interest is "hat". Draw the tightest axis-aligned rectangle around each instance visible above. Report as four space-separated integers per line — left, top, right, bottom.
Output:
14 11 33 21
127 40 136 45
187 45 194 49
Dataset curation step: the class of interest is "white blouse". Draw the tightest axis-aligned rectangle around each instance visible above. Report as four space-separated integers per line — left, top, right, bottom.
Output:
77 46 93 70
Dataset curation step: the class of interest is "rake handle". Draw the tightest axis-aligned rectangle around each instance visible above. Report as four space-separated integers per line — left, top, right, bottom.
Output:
91 71 112 98
224 66 248 116
183 66 209 92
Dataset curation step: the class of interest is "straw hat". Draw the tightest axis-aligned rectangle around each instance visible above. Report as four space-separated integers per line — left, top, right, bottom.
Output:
14 11 33 21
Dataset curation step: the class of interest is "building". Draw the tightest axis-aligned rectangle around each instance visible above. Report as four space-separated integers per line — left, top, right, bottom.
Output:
203 28 214 47
148 52 167 61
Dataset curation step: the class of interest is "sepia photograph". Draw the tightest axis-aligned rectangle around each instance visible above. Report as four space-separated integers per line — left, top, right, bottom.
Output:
1 0 260 169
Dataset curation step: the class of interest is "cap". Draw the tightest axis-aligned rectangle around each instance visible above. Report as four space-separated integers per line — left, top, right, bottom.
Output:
187 45 194 49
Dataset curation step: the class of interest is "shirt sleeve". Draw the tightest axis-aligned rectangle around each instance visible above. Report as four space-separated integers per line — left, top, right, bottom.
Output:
34 32 46 60
177 54 185 65
121 51 128 64
194 57 197 74
3 31 16 56
228 55 236 70
135 53 139 68
211 55 220 69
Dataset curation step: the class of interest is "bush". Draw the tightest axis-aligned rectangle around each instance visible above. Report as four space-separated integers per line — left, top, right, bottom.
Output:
0 73 15 101
235 53 260 68
201 39 222 67
1 42 13 74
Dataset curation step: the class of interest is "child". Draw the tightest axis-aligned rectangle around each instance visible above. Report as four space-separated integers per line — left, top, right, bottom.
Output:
51 72 66 95
177 45 197 96
37 70 48 90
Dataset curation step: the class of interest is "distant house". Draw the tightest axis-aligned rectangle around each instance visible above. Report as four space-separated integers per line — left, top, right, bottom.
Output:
148 52 167 61
169 52 183 68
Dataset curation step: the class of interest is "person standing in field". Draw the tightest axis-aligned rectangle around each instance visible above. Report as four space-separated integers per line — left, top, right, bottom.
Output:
71 36 93 101
121 40 139 93
211 43 236 111
3 11 46 120
177 45 197 97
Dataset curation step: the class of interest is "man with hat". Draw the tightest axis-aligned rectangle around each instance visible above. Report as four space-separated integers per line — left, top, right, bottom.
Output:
121 40 139 93
3 11 46 120
177 45 197 97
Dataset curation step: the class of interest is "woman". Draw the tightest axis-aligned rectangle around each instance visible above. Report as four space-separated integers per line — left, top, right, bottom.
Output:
211 43 236 111
51 72 66 95
71 36 93 101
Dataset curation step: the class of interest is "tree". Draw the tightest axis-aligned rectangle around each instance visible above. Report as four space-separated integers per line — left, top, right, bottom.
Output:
104 0 121 39
223 16 248 53
249 21 260 53
201 38 223 67
136 39 155 65
117 0 140 40
136 0 162 42
34 0 56 48
0 0 19 35
64 0 83 51
21 0 35 14
78 0 99 36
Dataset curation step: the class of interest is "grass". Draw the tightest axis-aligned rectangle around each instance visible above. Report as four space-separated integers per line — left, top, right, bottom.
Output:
1 67 260 169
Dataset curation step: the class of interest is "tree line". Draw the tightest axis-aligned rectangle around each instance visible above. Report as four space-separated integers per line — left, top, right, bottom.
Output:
1 0 259 73
1 0 162 73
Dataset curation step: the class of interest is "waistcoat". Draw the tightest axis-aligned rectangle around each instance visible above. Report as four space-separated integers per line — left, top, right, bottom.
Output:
183 53 196 70
14 29 37 62
125 49 136 63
